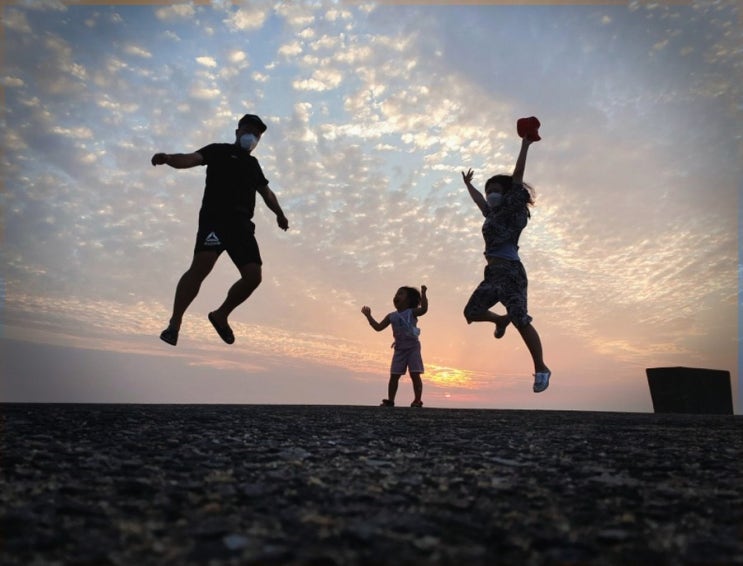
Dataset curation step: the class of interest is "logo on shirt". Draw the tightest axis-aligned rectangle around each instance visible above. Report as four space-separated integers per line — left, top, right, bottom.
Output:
204 232 221 246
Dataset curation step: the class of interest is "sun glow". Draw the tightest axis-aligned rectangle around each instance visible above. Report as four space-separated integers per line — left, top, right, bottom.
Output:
426 365 477 389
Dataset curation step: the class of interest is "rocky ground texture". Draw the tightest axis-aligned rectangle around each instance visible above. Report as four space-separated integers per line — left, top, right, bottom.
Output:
1 404 741 565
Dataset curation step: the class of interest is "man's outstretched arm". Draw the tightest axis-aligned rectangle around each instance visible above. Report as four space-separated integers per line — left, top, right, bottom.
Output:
151 152 204 169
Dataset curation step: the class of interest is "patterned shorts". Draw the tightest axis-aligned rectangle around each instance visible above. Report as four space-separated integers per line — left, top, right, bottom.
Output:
463 259 532 328
390 344 424 375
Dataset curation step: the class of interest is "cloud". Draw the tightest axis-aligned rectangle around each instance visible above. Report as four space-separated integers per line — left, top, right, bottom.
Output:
124 44 152 59
229 50 248 64
4 9 33 33
190 86 221 99
224 6 269 31
278 41 303 58
1 76 25 87
325 8 353 22
196 56 218 68
275 3 315 28
51 126 93 139
293 69 343 92
309 35 341 51
155 4 196 21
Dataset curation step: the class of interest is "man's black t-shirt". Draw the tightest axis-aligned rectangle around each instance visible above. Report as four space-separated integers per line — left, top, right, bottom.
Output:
196 143 269 224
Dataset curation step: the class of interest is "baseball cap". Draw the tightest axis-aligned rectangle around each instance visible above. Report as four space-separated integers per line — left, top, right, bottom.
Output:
238 114 267 133
516 116 541 141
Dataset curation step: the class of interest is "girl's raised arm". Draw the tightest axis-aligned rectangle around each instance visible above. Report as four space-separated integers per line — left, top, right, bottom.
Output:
462 168 488 216
512 138 533 185
361 306 390 332
413 285 428 317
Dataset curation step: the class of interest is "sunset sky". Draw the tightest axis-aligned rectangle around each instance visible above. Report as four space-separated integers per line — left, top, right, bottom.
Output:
1 1 739 413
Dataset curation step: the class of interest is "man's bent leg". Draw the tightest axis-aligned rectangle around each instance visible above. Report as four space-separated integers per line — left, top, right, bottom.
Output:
210 262 262 326
169 251 220 330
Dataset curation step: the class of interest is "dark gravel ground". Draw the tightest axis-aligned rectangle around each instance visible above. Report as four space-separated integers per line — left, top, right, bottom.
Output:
1 403 741 565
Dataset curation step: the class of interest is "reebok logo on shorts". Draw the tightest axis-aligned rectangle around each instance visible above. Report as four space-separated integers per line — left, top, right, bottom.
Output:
204 232 221 246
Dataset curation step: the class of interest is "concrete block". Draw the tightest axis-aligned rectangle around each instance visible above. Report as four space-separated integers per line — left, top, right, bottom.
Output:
646 367 733 414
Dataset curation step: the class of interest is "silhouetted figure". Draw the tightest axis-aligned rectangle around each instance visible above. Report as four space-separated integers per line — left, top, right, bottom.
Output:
151 114 288 346
461 118 551 392
362 286 428 407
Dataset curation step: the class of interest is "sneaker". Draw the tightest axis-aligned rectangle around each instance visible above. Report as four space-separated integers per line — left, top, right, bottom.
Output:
410 400 423 408
160 326 178 346
533 370 551 393
208 312 235 345
380 399 394 407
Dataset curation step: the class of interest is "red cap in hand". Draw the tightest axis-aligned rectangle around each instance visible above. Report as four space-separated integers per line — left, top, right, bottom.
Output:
517 116 541 141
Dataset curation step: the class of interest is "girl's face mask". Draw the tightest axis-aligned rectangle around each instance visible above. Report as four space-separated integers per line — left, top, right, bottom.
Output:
486 192 503 208
239 133 259 152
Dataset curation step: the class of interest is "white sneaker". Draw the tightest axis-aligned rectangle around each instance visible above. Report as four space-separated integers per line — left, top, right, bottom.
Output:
533 370 551 393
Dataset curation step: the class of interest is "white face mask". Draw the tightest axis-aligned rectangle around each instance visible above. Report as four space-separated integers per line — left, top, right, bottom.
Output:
239 133 259 152
486 192 503 208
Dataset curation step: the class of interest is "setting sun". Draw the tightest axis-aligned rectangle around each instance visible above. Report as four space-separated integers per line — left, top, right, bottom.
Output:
426 366 477 389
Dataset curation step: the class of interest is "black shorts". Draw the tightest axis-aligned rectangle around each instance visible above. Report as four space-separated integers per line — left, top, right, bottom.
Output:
194 218 262 267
